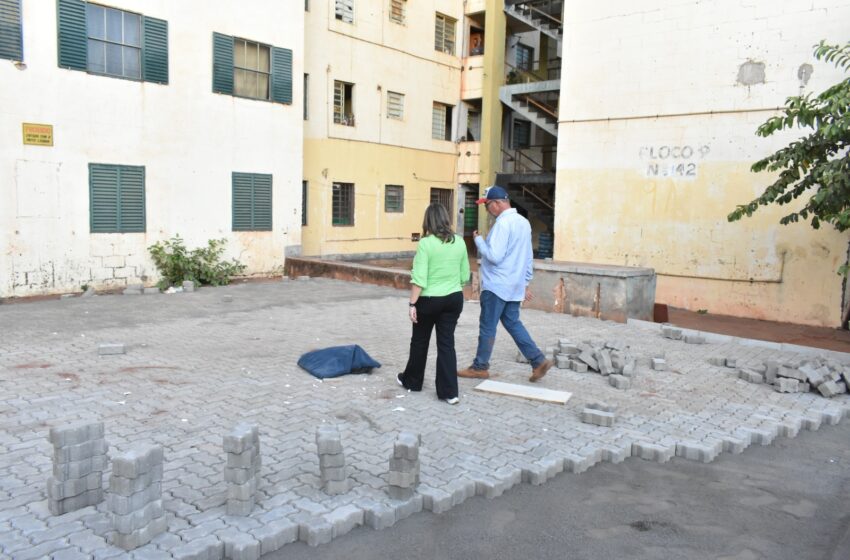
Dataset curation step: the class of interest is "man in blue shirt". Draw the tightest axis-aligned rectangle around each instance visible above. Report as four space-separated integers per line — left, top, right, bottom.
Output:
458 186 553 382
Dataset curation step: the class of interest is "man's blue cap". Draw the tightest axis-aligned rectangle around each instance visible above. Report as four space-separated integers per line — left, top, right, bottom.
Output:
476 185 509 204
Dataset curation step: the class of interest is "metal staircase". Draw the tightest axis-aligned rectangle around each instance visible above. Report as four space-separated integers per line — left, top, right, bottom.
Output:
504 0 563 51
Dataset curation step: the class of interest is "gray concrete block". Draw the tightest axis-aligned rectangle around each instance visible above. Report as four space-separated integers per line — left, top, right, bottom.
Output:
123 287 143 296
171 535 223 560
46 472 101 500
651 358 666 371
631 442 674 463
227 450 261 469
555 354 570 369
52 453 108 480
675 441 719 463
109 464 163 496
49 422 105 448
107 484 161 515
608 374 631 390
110 514 166 550
111 445 163 479
53 439 108 463
662 327 683 340
558 341 579 355
569 360 588 373
594 349 615 375
388 471 417 488
580 408 615 427
577 350 598 371
389 457 418 473
724 358 737 368
393 431 420 459
420 486 453 513
738 368 764 384
585 400 616 413
777 366 807 382
357 499 396 530
222 532 260 560
98 343 126 355
774 377 800 393
182 281 195 292
387 485 414 500
323 479 349 495
252 519 299 555
48 488 103 515
224 466 257 485
111 499 164 534
326 504 363 538
600 445 630 464
684 335 706 344
298 517 333 547
315 426 342 454
707 357 725 366
226 497 255 516
143 287 160 295
818 380 842 398
226 478 258 501
320 466 346 482
319 453 345 469
393 494 423 521
223 423 259 454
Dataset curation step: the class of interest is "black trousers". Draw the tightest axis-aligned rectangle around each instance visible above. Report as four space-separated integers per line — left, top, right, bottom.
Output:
400 291 464 400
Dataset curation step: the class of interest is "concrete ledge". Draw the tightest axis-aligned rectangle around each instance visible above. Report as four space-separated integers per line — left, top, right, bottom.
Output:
284 257 411 290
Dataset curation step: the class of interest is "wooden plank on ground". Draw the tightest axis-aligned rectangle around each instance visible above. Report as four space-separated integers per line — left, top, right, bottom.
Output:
473 380 572 405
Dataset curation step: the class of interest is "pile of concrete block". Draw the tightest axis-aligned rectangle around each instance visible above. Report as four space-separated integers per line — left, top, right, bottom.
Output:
662 325 705 344
387 431 420 500
732 357 850 398
316 425 348 495
109 445 166 550
580 401 617 427
47 421 108 515
551 338 637 378
224 423 262 515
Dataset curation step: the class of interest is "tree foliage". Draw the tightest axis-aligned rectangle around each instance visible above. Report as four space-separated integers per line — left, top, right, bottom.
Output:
728 40 850 233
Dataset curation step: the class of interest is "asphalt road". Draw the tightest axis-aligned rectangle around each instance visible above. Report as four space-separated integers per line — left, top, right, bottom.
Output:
266 421 850 560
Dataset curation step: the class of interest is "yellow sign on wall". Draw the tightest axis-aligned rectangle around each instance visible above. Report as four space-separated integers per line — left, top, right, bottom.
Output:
22 123 53 146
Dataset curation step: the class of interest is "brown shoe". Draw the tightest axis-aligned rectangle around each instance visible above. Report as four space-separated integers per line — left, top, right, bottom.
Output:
529 359 553 382
458 367 489 379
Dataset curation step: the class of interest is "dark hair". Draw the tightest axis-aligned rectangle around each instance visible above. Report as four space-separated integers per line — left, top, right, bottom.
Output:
422 203 455 243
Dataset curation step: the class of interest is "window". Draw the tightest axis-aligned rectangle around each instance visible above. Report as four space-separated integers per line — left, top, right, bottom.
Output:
233 38 270 100
516 43 533 72
302 181 308 226
0 0 23 61
434 13 455 54
213 32 292 104
513 119 531 149
430 188 453 216
389 0 405 24
232 172 272 231
335 0 353 23
432 102 453 141
303 73 309 120
56 0 168 83
89 164 145 233
387 91 404 120
334 81 355 126
332 182 354 226
385 185 404 213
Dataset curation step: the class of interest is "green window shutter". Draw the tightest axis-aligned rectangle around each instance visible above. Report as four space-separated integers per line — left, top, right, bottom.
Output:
90 164 119 233
212 32 233 95
0 0 23 61
252 174 273 230
117 165 146 232
270 47 292 104
57 0 86 70
142 16 168 84
232 172 254 231
233 172 272 231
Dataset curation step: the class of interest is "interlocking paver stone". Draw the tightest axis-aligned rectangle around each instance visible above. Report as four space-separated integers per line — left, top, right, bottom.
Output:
0 279 848 557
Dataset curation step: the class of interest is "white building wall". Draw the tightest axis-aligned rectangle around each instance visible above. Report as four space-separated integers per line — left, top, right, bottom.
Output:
0 0 304 296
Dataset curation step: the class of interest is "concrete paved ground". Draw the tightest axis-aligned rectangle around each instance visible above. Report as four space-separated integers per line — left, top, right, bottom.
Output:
0 278 848 559
270 420 850 560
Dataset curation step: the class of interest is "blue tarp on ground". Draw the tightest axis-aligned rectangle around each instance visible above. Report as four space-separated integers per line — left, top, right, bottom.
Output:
297 344 381 379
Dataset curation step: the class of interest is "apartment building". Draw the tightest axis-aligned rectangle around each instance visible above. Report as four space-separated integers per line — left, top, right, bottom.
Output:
0 0 303 297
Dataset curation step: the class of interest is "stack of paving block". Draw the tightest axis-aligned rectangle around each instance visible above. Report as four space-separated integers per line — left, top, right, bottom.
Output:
224 423 262 515
732 356 850 399
552 338 637 378
47 421 108 515
580 401 617 427
387 431 420 500
316 425 348 495
109 445 166 550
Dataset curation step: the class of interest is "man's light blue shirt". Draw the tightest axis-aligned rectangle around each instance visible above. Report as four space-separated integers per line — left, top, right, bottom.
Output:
474 208 534 302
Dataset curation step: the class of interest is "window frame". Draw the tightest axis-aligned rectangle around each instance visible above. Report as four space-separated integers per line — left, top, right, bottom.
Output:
430 187 453 216
434 13 456 55
516 42 534 72
432 102 453 141
332 182 355 226
384 185 404 213
232 172 273 232
85 3 143 80
333 80 355 126
387 91 404 120
232 37 271 101
513 119 531 149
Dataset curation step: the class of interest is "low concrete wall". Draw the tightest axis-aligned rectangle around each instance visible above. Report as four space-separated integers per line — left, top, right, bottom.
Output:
527 261 656 323
285 257 412 290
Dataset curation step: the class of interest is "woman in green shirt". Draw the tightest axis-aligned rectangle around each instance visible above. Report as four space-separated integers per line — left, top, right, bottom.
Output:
397 203 470 404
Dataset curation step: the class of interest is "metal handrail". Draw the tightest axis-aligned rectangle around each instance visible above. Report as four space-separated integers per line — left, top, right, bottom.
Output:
504 60 544 84
520 185 554 211
516 94 558 119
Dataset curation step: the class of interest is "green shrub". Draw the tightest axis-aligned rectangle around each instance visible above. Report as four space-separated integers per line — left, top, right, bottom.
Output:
148 236 246 290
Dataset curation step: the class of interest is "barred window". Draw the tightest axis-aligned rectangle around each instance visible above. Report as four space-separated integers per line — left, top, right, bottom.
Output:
385 185 404 213
332 182 354 226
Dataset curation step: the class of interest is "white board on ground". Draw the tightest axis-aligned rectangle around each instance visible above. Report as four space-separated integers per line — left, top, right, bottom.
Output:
473 380 571 404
